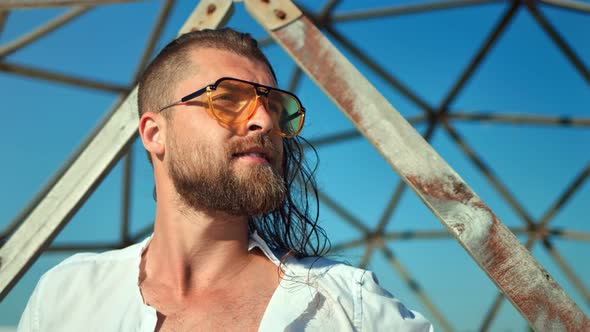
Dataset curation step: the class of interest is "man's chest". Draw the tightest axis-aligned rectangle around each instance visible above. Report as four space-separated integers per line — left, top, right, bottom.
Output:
146 287 274 332
155 298 268 332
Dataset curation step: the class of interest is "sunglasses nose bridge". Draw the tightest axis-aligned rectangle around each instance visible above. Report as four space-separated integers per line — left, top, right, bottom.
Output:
254 85 270 97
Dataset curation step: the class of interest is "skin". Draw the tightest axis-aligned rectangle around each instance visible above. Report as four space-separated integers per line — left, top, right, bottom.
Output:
138 48 284 331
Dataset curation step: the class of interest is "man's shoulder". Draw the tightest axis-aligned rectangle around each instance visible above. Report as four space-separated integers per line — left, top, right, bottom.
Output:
283 255 373 301
283 255 433 331
288 254 368 282
38 241 144 291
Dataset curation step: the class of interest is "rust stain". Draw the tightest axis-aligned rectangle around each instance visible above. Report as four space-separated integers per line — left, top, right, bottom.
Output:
275 17 361 125
406 175 589 330
480 202 589 330
206 4 216 15
274 9 287 20
273 18 590 330
451 223 465 235
407 175 473 204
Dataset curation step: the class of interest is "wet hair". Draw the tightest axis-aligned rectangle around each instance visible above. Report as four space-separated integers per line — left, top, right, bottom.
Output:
137 28 329 258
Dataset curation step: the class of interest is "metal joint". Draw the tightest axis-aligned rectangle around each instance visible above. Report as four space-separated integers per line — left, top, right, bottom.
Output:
243 0 302 31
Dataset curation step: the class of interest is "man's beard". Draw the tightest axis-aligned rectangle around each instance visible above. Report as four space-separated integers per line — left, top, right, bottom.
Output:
167 132 286 216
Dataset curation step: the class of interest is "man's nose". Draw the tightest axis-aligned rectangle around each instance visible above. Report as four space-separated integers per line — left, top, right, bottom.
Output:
245 97 274 135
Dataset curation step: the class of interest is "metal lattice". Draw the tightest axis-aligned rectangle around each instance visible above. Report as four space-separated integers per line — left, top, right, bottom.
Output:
0 0 589 330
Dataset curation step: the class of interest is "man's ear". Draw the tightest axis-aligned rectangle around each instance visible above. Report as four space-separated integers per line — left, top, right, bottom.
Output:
139 112 166 158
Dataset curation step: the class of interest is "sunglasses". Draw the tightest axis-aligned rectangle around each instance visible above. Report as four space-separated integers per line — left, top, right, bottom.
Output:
158 77 306 138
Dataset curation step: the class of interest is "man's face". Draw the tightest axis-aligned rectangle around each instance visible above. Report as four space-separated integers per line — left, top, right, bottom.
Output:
164 48 286 216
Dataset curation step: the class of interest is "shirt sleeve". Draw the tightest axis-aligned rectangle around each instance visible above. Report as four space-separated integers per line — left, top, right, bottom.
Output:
359 271 433 332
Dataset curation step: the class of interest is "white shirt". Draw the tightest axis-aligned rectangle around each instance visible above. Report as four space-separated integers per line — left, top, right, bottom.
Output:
18 232 433 331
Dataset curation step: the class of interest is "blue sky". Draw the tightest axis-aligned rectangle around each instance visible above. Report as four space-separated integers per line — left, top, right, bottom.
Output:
1 0 589 330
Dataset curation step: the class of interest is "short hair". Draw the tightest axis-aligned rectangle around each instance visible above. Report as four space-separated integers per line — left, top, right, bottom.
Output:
138 28 277 119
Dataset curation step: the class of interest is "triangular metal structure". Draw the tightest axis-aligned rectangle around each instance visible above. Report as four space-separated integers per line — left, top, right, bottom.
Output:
1 0 589 330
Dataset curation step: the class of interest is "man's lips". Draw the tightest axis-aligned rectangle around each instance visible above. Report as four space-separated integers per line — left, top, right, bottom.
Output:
232 147 273 163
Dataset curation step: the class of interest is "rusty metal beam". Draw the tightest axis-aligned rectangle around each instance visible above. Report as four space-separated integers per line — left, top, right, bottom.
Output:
0 10 9 35
130 0 175 82
324 25 435 115
537 163 590 230
439 0 519 112
330 227 586 253
375 181 407 232
0 0 234 301
441 120 537 228
317 189 370 233
357 241 375 269
525 1 590 87
332 0 503 23
543 239 590 305
0 61 130 93
480 293 506 331
551 230 590 241
0 0 143 9
540 0 590 14
449 112 590 127
0 6 91 57
308 115 426 148
287 65 302 92
245 0 590 328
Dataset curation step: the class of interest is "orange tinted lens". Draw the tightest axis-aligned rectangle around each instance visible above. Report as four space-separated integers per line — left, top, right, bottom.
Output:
210 80 256 123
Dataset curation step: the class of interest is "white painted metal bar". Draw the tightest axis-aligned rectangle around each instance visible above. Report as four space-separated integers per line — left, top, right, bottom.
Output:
0 0 234 300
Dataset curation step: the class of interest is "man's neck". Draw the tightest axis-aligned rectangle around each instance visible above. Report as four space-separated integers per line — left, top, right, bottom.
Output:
141 195 253 298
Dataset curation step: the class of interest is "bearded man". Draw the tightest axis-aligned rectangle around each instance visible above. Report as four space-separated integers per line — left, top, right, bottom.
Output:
18 28 432 332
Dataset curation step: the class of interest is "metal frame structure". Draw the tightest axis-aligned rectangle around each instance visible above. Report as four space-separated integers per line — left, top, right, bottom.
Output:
1 0 589 330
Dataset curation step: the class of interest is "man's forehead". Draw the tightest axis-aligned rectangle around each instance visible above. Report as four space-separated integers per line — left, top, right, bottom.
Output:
185 47 276 86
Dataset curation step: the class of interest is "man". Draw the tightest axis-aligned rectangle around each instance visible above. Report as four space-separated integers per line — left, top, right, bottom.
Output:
18 28 432 331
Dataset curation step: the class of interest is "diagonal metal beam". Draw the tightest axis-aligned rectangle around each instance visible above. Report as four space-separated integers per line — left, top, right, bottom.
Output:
0 0 234 301
332 0 503 23
441 120 537 228
540 0 590 14
0 6 91 57
543 239 590 305
287 65 302 92
130 0 175 82
537 163 590 230
317 189 371 233
245 0 590 328
307 115 426 148
439 0 519 112
0 0 144 9
375 181 407 232
449 111 590 127
325 25 435 115
0 10 10 35
381 246 455 332
0 61 129 93
525 1 590 86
